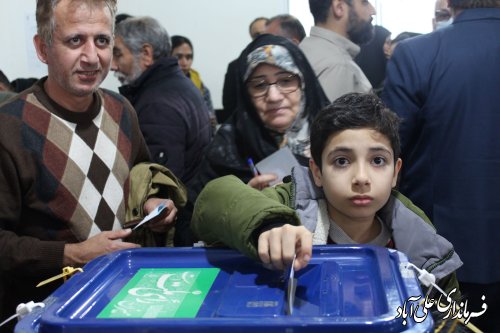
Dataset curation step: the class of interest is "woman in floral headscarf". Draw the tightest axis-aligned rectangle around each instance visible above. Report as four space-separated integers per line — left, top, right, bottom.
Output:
191 34 329 194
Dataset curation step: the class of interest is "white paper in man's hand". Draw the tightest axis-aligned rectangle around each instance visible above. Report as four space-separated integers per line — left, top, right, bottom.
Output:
132 202 167 231
255 147 300 186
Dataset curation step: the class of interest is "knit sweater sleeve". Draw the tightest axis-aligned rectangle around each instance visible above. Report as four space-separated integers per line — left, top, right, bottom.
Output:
0 144 65 276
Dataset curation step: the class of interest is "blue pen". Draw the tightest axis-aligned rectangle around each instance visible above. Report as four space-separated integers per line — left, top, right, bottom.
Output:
247 158 259 176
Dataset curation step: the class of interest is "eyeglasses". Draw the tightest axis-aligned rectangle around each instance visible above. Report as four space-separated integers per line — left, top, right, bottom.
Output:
246 74 300 98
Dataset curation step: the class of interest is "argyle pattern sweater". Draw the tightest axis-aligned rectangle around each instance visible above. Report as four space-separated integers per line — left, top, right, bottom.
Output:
0 79 150 317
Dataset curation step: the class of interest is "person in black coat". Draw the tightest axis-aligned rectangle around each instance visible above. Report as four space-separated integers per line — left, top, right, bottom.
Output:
355 25 391 96
192 34 329 195
112 16 211 246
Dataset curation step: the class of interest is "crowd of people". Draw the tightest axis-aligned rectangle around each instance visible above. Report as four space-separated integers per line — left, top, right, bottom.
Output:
0 0 498 332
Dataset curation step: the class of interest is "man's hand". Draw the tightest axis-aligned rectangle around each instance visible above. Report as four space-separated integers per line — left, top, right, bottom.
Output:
143 198 177 233
247 173 278 190
63 229 140 266
257 224 312 271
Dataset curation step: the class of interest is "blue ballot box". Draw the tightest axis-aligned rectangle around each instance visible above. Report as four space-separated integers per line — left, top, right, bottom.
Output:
15 245 433 332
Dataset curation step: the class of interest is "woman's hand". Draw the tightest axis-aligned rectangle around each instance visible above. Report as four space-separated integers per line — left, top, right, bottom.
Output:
247 173 278 190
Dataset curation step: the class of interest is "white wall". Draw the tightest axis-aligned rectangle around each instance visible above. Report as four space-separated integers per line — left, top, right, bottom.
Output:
290 0 435 40
0 0 46 83
107 0 289 109
0 0 436 109
372 0 434 37
0 0 288 109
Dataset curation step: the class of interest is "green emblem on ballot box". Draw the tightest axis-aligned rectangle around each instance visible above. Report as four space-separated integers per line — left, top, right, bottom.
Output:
98 268 220 319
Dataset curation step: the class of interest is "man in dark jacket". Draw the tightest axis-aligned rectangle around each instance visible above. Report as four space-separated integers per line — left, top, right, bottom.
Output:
0 2 178 329
112 16 211 245
112 16 211 186
382 1 500 331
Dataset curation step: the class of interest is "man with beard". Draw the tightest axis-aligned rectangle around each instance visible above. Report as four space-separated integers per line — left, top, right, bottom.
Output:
300 0 375 102
112 16 211 191
111 16 211 246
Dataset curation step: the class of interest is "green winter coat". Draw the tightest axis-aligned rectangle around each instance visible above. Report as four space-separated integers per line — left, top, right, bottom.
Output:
125 162 187 247
192 166 462 298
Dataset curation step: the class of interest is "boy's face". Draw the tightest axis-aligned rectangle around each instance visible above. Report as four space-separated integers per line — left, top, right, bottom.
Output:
310 128 402 226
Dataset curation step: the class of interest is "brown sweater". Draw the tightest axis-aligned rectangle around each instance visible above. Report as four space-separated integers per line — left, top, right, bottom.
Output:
0 78 150 322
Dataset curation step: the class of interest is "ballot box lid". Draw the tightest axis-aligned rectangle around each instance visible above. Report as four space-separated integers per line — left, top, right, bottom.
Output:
16 245 433 333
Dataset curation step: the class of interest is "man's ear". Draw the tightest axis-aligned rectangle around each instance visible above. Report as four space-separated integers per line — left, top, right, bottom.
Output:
332 0 348 18
140 43 154 68
290 37 301 46
392 158 403 188
33 35 48 64
309 158 323 188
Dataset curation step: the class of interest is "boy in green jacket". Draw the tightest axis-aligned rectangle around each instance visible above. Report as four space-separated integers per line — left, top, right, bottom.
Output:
192 92 462 296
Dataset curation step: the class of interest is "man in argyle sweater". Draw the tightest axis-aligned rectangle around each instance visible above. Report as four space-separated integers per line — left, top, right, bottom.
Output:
0 0 178 327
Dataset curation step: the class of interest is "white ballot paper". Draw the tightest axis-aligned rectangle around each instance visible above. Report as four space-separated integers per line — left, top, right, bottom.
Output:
255 147 301 186
132 202 168 230
286 255 297 315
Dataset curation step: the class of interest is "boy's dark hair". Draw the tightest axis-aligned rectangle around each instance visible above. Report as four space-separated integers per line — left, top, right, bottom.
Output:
310 93 401 169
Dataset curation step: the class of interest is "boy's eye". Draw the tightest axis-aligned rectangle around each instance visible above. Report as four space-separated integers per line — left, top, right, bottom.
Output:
334 157 350 167
372 156 387 166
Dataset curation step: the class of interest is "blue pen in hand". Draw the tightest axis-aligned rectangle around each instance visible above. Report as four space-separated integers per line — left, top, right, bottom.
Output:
247 158 259 177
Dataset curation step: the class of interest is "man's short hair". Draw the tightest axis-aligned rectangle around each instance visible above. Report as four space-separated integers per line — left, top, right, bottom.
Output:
249 17 269 39
115 16 171 60
267 14 306 42
310 93 401 169
309 0 353 24
36 0 117 46
308 0 332 24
